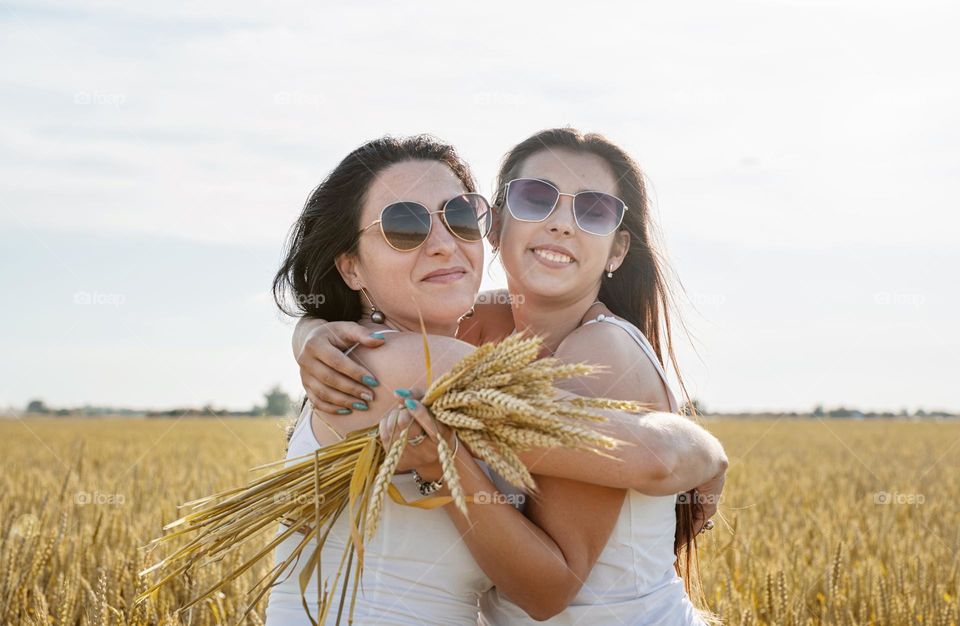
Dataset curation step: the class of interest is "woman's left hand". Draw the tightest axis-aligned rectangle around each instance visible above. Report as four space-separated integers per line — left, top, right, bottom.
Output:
691 468 725 535
378 389 455 480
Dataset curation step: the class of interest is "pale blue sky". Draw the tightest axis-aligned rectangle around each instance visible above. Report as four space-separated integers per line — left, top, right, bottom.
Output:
1 1 957 413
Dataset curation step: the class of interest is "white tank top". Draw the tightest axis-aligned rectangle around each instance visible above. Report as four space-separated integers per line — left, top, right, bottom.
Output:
478 314 707 626
264 330 525 625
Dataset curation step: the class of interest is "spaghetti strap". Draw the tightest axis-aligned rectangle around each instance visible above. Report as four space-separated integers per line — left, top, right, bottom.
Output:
581 314 681 413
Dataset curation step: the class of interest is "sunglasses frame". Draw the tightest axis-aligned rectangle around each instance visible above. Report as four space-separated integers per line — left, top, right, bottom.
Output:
359 192 492 252
504 178 629 236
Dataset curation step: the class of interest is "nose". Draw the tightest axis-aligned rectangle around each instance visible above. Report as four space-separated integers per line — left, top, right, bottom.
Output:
545 195 575 236
422 212 458 256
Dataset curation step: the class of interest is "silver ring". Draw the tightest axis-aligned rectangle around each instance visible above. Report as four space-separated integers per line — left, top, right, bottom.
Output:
408 433 426 447
700 519 715 533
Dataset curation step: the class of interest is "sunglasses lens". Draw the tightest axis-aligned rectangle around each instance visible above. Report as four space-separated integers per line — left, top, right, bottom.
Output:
380 202 431 250
444 194 491 242
507 179 558 221
574 192 625 235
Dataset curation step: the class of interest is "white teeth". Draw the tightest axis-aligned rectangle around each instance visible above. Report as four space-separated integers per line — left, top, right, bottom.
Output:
533 248 573 264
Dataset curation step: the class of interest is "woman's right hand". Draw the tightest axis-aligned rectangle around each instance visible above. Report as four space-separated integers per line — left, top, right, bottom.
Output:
294 318 387 414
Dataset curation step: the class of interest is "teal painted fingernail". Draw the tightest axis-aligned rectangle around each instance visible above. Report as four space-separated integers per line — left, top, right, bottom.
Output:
404 398 417 410
394 388 411 398
362 375 379 387
371 331 386 340
352 401 368 411
336 408 352 415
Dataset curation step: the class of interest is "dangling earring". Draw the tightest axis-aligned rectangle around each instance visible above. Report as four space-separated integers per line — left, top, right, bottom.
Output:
359 287 385 324
606 264 615 278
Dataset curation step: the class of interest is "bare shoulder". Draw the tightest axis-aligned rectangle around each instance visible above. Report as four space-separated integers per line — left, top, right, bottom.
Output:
352 332 475 392
555 320 670 410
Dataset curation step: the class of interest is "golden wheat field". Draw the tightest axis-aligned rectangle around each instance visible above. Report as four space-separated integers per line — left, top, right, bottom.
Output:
1 417 957 625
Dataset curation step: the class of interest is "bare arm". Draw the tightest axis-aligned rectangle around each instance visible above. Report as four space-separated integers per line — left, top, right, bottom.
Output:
294 318 727 494
490 320 678 617
372 323 725 619
515 322 728 496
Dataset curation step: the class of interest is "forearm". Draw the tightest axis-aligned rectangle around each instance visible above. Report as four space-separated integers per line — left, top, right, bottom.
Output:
426 449 582 619
292 316 327 358
608 411 727 495
515 406 727 495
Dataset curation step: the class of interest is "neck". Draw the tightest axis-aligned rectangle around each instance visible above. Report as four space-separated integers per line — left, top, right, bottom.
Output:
508 286 602 356
359 310 459 338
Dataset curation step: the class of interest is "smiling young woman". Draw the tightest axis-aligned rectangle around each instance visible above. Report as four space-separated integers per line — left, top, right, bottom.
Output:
286 129 726 624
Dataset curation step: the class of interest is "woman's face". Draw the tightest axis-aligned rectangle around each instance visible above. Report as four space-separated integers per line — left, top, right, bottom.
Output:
497 149 629 303
338 159 483 332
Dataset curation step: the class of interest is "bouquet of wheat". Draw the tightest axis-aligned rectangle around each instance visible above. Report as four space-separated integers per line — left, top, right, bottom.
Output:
136 331 641 625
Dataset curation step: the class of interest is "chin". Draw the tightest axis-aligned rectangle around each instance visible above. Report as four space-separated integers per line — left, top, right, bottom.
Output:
417 290 476 325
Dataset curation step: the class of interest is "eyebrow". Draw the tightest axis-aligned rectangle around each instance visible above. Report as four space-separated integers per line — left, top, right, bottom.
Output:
535 178 593 195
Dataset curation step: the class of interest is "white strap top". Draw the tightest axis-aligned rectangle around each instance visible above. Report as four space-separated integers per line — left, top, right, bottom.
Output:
582 314 681 413
265 328 524 625
479 314 705 626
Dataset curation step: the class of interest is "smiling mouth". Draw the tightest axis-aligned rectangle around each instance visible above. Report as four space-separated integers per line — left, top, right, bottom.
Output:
422 269 467 282
531 248 575 264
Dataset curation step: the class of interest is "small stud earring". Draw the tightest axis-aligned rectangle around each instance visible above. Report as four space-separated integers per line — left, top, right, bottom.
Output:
606 264 614 278
359 287 386 324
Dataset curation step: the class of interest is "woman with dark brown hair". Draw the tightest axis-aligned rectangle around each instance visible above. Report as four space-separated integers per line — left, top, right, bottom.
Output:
293 128 724 624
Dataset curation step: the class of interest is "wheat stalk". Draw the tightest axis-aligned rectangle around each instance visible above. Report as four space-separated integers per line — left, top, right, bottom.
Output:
136 331 639 625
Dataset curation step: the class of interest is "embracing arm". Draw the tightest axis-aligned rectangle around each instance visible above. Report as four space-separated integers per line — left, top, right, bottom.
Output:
515 321 728 496
294 316 727 495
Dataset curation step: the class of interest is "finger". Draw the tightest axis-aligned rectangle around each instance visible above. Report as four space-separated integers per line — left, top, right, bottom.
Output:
325 321 389 351
314 348 379 399
396 396 441 441
311 397 348 416
305 379 360 412
379 406 401 446
396 408 412 431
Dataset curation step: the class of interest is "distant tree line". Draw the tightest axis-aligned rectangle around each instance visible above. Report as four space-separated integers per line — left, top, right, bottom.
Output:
22 385 297 418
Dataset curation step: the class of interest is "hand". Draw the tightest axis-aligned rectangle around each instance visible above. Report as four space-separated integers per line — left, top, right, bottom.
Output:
378 389 458 481
294 318 386 414
691 467 725 535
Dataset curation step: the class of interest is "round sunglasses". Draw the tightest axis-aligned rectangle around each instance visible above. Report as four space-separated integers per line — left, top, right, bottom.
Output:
504 178 628 236
359 193 492 252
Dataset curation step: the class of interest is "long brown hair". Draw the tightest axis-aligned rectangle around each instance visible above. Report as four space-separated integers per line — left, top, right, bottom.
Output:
273 134 477 446
492 127 709 608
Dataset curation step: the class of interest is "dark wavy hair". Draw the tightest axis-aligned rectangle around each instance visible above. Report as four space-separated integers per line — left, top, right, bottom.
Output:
273 135 477 448
273 134 477 321
492 127 708 608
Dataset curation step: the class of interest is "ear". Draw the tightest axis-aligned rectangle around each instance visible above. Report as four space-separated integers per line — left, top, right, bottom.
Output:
607 229 631 271
487 207 504 250
334 251 362 290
